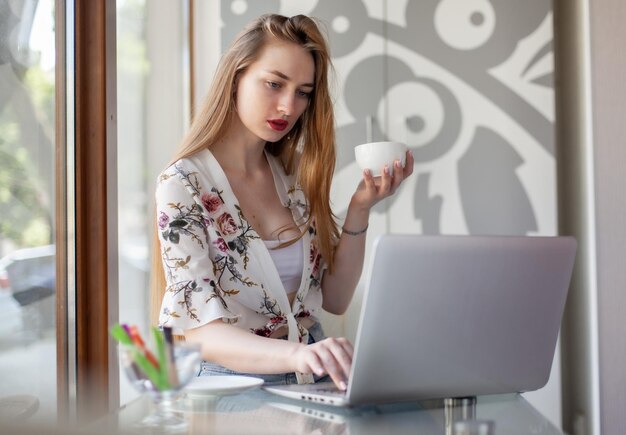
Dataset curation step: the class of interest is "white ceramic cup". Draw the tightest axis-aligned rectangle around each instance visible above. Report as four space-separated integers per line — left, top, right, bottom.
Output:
354 141 408 176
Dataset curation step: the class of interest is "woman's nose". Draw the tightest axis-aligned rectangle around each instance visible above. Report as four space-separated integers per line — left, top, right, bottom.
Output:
278 94 295 116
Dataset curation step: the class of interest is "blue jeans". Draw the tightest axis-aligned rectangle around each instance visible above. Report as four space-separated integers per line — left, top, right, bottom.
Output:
198 321 330 385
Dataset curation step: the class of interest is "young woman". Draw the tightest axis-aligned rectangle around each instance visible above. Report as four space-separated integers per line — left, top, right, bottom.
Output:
152 14 413 390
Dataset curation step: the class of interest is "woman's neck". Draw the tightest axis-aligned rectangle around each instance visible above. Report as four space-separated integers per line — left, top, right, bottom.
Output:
212 128 267 175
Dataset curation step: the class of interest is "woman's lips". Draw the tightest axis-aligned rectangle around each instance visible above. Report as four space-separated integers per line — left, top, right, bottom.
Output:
268 119 288 132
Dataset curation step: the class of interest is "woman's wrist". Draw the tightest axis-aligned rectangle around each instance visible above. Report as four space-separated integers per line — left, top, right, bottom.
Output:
342 198 370 236
348 195 371 215
289 342 308 373
342 222 369 236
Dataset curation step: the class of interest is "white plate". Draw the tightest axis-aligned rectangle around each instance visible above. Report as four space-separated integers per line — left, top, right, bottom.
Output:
184 375 264 397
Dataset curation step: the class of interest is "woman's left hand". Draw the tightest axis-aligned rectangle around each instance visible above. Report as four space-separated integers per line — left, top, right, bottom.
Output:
351 150 414 211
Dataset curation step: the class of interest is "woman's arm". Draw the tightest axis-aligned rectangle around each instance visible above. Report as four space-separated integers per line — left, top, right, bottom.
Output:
185 320 353 389
321 152 414 314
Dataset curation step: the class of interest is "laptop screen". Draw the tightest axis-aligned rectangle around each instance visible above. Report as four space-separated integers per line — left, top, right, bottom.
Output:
347 235 576 404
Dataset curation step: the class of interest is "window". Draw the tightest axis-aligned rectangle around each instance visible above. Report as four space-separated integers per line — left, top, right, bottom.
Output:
116 0 187 404
0 0 57 422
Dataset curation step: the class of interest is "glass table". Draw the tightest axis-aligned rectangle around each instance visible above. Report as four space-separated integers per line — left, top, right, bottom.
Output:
86 388 564 435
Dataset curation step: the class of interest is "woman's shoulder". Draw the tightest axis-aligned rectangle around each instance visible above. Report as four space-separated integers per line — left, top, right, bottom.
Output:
157 149 213 183
156 149 217 197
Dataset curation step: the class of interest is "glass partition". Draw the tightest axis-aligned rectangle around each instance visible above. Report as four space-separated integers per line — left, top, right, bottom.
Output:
0 0 57 423
116 0 187 404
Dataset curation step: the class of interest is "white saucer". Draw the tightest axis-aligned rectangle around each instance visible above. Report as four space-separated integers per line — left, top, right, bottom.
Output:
184 376 264 397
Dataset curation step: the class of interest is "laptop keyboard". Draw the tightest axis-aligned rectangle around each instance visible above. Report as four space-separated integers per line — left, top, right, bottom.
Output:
311 387 339 393
308 385 344 396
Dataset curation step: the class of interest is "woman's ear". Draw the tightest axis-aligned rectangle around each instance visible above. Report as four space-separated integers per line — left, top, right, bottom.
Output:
233 73 241 94
232 86 241 109
231 79 239 111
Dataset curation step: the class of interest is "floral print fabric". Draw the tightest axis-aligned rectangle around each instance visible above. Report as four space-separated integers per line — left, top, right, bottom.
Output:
156 149 326 346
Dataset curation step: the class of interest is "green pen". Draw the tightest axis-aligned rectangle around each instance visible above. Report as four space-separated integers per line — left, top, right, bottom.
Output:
110 324 133 345
111 324 163 390
153 327 171 390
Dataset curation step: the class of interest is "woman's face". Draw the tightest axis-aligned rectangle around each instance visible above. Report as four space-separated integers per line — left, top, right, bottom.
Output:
234 38 315 144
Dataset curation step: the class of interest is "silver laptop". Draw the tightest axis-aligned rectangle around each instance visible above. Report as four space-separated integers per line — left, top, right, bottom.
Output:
264 234 577 406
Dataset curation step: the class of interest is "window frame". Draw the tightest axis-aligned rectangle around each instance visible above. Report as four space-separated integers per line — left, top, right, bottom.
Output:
56 0 119 422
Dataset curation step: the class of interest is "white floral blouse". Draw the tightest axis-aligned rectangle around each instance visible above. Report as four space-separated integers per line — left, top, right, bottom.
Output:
156 149 326 349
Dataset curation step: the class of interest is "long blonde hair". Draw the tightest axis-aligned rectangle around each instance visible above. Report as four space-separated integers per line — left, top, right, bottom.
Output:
151 14 339 325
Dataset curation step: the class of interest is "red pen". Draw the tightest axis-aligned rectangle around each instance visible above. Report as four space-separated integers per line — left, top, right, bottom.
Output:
129 325 159 369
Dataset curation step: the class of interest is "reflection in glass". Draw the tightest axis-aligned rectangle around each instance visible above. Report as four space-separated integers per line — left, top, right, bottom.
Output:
116 0 187 405
0 0 57 423
116 0 150 405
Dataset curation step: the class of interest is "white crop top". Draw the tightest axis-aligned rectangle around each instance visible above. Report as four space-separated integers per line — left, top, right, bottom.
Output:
263 238 304 294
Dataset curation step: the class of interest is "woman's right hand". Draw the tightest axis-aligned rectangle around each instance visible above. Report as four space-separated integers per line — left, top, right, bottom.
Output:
292 337 354 390
350 150 414 212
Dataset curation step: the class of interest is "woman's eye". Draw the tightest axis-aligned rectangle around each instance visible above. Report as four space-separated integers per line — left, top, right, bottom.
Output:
296 90 311 98
267 81 280 89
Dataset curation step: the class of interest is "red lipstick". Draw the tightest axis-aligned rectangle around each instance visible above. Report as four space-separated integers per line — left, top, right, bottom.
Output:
268 119 288 131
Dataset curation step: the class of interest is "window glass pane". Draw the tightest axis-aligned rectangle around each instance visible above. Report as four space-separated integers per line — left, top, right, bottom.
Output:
116 0 185 404
116 0 149 405
0 0 57 423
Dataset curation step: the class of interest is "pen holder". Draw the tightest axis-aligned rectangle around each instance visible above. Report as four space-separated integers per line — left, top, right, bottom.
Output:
119 337 201 431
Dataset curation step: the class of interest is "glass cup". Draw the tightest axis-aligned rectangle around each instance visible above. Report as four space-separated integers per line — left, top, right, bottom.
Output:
119 341 201 432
